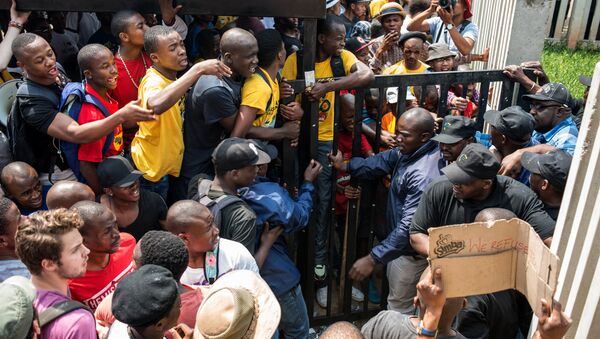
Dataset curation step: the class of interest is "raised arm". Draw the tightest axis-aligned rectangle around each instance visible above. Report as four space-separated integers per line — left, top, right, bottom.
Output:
146 60 231 114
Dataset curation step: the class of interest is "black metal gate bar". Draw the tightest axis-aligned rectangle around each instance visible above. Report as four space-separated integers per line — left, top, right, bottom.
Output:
289 69 539 327
7 0 328 18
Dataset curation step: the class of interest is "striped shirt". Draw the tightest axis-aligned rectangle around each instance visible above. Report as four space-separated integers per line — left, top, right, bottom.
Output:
532 117 578 156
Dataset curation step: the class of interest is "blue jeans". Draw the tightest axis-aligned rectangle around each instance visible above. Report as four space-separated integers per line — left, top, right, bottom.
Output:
139 175 169 201
275 284 309 339
314 140 333 266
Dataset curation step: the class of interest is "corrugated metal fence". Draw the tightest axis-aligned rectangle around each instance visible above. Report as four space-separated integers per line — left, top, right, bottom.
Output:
546 0 600 48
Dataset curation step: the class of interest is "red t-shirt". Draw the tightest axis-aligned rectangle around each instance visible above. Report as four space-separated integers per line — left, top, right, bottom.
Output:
110 52 150 108
68 233 136 310
77 83 123 162
335 130 372 214
110 52 150 147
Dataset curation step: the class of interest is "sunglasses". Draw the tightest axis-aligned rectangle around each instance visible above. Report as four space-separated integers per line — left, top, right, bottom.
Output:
529 103 563 111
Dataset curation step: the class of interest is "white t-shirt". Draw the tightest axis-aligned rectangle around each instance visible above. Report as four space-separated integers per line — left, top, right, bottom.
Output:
180 238 259 286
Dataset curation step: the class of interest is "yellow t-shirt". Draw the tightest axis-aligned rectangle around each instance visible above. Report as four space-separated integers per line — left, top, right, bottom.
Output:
282 50 358 141
131 67 184 182
370 0 389 17
240 67 280 128
382 60 429 75
0 69 14 85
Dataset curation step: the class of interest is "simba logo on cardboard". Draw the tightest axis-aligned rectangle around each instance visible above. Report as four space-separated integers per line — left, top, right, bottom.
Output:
434 234 465 258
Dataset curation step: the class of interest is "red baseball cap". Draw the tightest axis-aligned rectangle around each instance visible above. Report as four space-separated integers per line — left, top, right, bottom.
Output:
463 0 473 19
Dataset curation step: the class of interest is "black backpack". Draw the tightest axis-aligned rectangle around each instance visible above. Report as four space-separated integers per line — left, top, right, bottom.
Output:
7 80 60 172
196 179 243 228
295 50 347 80
38 300 93 328
254 68 282 115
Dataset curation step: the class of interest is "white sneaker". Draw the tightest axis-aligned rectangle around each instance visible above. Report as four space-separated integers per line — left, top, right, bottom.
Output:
316 287 328 308
352 286 365 302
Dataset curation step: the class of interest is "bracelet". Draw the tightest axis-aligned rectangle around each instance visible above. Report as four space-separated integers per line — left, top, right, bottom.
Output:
417 320 438 337
529 82 536 92
9 21 24 31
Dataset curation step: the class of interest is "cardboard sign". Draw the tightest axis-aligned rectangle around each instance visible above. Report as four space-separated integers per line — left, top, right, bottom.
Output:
428 218 559 317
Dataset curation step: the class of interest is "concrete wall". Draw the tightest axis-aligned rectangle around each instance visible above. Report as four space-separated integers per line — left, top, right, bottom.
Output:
470 0 554 70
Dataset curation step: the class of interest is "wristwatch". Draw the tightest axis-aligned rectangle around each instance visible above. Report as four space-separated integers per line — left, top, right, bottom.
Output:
445 23 455 30
417 320 438 337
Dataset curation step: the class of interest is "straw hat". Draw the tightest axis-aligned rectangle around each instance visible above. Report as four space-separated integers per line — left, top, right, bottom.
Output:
376 2 406 20
193 270 281 339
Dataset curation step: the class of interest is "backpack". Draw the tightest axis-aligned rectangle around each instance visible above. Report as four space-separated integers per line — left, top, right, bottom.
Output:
7 80 60 172
295 50 346 80
196 179 243 228
58 82 115 183
254 68 282 116
38 300 93 328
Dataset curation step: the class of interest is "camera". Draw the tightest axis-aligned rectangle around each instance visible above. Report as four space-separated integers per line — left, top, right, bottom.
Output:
439 0 457 10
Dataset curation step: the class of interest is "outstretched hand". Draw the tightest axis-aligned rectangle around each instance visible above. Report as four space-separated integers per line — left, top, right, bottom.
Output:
119 99 157 123
195 59 232 79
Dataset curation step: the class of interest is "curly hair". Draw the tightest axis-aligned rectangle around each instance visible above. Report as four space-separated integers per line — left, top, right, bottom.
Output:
139 230 189 280
15 209 83 275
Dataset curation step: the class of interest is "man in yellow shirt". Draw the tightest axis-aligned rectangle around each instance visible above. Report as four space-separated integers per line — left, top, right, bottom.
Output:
382 32 429 75
281 13 373 307
235 29 302 142
132 25 230 201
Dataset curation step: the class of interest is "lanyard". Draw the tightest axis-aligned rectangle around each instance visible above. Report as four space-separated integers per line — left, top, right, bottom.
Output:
203 240 220 284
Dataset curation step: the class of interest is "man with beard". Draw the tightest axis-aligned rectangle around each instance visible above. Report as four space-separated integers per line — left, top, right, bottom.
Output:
409 143 556 258
499 83 578 178
16 209 96 338
69 201 136 310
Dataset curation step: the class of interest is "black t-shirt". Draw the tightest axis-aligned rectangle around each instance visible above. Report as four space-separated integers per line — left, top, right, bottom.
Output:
180 76 241 179
281 34 303 56
544 204 560 221
117 189 167 241
16 81 68 173
410 175 556 240
338 14 357 38
456 290 531 339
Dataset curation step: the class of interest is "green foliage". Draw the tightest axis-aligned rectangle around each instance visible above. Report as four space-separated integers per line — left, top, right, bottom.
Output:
541 43 600 98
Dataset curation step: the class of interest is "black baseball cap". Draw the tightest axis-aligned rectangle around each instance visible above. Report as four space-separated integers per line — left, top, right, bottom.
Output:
483 106 535 141
212 137 271 171
249 139 278 162
398 32 427 47
579 75 592 87
112 265 178 327
432 116 476 144
345 37 369 54
97 156 143 188
521 150 572 190
523 82 572 107
442 143 500 184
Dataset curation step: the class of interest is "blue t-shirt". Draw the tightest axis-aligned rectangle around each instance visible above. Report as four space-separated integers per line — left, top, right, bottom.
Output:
428 17 479 54
0 259 31 282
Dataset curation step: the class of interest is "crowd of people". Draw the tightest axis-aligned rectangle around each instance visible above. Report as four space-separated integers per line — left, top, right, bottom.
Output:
0 0 590 337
